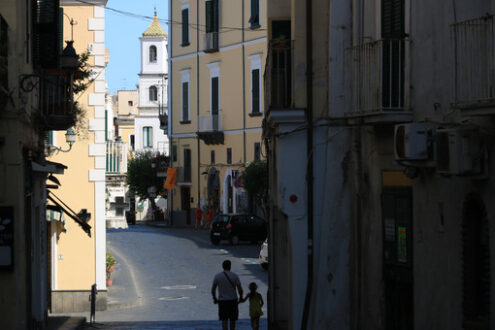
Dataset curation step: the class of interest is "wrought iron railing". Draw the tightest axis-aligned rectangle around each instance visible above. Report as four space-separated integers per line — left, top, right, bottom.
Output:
345 39 409 115
452 15 495 108
265 40 294 109
198 113 223 132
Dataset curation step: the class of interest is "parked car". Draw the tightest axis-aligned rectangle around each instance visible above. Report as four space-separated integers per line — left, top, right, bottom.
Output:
259 238 268 270
210 214 267 245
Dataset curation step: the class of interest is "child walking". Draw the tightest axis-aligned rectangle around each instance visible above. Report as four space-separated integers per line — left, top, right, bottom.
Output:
240 282 264 330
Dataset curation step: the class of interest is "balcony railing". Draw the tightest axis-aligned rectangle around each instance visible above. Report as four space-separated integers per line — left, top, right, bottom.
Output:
345 39 411 122
265 40 294 110
177 166 192 183
39 70 76 130
453 15 495 113
106 141 127 174
203 32 219 53
198 113 223 132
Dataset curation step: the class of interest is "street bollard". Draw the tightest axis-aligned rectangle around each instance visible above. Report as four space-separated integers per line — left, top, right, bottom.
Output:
89 283 97 324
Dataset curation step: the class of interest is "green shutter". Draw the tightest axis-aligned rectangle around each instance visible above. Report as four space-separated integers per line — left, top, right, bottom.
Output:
211 77 219 115
252 69 260 113
206 1 214 33
250 0 259 27
182 9 189 45
182 82 189 121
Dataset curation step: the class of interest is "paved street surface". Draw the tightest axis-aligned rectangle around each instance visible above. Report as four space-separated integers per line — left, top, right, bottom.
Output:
81 223 268 329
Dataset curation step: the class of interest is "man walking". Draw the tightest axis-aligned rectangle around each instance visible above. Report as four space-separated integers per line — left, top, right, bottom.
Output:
212 260 244 330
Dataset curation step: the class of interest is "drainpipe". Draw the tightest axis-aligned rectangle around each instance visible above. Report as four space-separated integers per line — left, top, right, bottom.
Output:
301 0 314 328
168 0 174 225
242 0 246 165
197 0 201 212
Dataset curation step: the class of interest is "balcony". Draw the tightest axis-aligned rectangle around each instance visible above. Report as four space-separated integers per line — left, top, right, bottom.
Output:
265 40 294 110
106 141 127 174
345 39 412 124
176 166 192 184
197 114 224 145
37 70 77 130
203 32 219 53
453 15 495 115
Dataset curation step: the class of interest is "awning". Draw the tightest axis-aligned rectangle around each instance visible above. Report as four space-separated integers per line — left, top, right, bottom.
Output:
47 191 91 237
164 168 177 190
32 160 67 174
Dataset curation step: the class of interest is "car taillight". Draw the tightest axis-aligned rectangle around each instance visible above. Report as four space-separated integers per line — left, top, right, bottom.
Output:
226 223 232 230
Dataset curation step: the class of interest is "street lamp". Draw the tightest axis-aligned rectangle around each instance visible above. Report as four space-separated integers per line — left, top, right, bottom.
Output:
47 128 76 154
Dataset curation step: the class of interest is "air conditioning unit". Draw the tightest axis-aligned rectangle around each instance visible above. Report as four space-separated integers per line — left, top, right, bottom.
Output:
436 128 485 175
394 123 433 161
204 32 219 52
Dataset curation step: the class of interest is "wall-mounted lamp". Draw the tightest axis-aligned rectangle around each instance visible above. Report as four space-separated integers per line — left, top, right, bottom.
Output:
47 128 76 155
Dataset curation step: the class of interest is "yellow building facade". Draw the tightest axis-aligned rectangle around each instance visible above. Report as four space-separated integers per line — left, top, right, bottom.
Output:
47 0 108 312
168 0 267 225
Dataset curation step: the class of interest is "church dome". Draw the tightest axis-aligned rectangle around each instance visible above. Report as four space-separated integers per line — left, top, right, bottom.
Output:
143 12 167 37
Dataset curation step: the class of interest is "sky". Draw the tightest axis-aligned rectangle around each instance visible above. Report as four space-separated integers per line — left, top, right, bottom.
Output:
105 0 168 94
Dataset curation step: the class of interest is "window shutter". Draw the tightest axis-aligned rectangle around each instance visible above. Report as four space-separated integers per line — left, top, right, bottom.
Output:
36 0 61 68
211 150 215 164
182 9 189 45
381 0 405 38
211 77 219 115
206 1 214 33
252 69 260 113
182 82 189 121
250 0 259 26
254 142 260 161
213 0 219 32
184 149 191 182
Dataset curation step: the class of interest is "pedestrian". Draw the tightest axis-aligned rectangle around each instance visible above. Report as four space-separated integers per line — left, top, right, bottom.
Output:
240 282 264 330
211 259 244 330
195 205 202 230
206 208 214 229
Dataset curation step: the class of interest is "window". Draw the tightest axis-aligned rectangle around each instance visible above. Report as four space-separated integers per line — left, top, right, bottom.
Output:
172 145 177 162
46 131 54 145
184 149 191 182
205 0 219 33
143 127 153 148
251 69 260 114
181 8 189 46
249 54 262 115
227 148 232 164
182 82 189 122
211 150 215 164
249 0 260 28
149 45 157 62
211 77 219 116
254 142 261 161
149 86 158 101
128 100 133 106
180 69 191 123
130 134 135 151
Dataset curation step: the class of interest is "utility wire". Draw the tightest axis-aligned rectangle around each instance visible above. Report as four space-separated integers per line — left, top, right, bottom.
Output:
72 0 267 33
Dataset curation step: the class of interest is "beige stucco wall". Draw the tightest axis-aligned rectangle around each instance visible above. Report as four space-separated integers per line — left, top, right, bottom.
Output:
170 0 266 215
49 4 97 291
117 90 138 116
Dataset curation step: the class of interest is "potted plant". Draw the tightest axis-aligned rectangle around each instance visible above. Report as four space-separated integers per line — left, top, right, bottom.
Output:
106 252 116 273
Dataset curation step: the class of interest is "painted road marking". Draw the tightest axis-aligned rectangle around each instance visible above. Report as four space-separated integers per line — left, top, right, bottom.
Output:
219 249 229 254
161 285 197 290
242 258 261 265
159 296 190 301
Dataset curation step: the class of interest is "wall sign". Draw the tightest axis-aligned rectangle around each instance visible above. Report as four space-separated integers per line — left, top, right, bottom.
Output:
0 207 13 269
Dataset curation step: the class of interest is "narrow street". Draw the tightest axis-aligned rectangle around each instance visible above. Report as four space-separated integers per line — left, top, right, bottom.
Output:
93 223 268 329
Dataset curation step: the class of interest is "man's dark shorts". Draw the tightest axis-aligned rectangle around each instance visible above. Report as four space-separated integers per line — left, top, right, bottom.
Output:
218 299 239 321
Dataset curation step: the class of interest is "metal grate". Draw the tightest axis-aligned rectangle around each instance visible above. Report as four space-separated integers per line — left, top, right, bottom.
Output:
453 15 495 107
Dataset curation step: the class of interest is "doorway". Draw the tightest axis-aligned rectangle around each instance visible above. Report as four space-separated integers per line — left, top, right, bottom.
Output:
181 187 191 225
382 188 413 330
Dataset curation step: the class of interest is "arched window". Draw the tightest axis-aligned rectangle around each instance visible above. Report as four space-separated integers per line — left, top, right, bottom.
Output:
149 45 157 62
149 86 158 101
